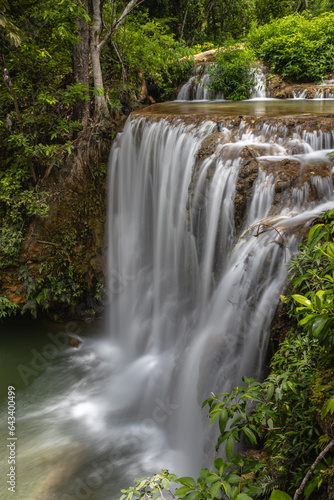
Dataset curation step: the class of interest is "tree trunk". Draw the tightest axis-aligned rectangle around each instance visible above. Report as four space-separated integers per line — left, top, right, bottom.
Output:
91 0 110 120
91 42 110 119
73 0 90 126
73 0 89 127
90 0 141 121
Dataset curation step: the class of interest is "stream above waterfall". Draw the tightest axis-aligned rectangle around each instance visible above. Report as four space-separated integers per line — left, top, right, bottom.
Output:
1 99 334 500
136 99 334 118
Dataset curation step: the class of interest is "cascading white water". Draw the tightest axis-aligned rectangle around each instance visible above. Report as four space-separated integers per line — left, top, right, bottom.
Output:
177 65 223 100
106 114 334 481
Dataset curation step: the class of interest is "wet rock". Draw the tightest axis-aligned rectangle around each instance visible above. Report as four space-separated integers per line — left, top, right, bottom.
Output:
196 132 227 161
33 444 84 500
267 73 334 99
69 337 81 347
234 158 259 230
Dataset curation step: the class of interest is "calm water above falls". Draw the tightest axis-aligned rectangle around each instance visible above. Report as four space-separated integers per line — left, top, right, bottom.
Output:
140 98 334 117
1 100 334 500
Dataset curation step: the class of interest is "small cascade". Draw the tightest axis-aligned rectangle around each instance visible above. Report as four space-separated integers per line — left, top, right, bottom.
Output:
177 65 221 100
293 90 307 99
177 64 268 100
251 67 267 98
314 88 334 99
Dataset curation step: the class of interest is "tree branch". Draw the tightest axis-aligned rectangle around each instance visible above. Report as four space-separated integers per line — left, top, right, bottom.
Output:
293 439 334 500
98 0 144 52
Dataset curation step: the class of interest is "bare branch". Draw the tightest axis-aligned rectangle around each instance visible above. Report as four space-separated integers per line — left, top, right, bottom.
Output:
293 439 334 500
98 0 144 52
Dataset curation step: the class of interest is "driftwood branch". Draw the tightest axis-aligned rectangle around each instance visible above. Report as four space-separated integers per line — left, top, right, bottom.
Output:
293 439 334 500
253 222 291 261
244 145 259 164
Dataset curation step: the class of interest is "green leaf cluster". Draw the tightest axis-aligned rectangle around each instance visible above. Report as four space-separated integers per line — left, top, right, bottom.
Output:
208 45 256 100
248 12 334 82
289 208 334 345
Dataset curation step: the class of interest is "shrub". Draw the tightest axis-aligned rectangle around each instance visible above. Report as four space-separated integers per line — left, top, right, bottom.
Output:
208 45 256 100
248 12 334 82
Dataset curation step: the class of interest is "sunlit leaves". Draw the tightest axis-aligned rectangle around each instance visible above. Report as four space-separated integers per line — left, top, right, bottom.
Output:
248 12 334 82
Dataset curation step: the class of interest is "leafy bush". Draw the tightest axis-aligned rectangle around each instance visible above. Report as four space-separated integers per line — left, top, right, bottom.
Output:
208 45 256 100
288 208 334 345
106 15 194 102
248 12 334 82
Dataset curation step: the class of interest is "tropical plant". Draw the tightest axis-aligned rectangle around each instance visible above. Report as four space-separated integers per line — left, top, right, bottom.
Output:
247 12 334 82
208 44 256 100
288 208 334 345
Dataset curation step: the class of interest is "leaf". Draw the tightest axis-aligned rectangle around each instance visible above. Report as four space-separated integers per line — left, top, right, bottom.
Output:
162 478 171 490
175 486 192 496
219 410 229 434
178 477 197 488
311 316 329 339
204 475 220 484
228 473 242 484
236 494 254 500
269 490 293 500
184 492 201 500
308 224 326 246
292 294 312 308
326 242 334 260
226 435 234 460
267 383 274 401
287 381 297 394
210 481 221 499
299 313 318 326
321 396 334 419
314 290 325 310
243 427 257 445
304 478 318 500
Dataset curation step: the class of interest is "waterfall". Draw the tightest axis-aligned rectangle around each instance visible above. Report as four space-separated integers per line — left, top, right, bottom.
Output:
107 113 334 481
177 65 267 100
177 65 223 100
251 67 267 98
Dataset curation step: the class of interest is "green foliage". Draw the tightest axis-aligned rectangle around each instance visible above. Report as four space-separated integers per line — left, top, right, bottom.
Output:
208 45 256 100
120 460 262 500
140 0 256 45
253 0 316 25
248 12 334 82
105 15 194 102
192 42 217 53
18 262 84 318
0 173 49 265
0 295 18 318
288 208 334 345
268 491 292 500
